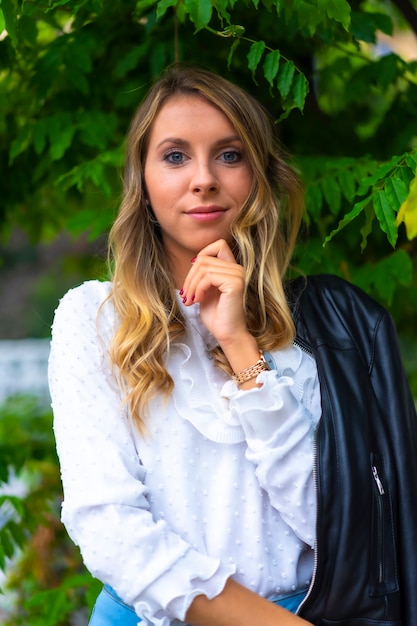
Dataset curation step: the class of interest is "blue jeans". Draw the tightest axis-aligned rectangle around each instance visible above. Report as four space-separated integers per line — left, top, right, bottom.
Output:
88 584 307 625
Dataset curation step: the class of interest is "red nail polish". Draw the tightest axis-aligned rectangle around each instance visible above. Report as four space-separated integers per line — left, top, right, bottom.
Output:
179 289 184 296
190 256 197 263
182 296 187 304
192 295 195 302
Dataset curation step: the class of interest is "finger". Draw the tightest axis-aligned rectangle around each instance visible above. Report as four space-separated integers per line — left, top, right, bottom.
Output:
181 256 235 299
195 238 236 263
182 263 245 305
182 255 242 292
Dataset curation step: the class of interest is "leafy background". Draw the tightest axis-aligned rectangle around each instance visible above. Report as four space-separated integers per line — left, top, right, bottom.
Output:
0 0 416 623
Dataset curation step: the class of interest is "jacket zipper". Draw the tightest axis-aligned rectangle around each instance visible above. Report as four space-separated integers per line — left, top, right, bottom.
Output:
372 464 385 583
296 428 319 614
372 465 385 495
294 336 317 614
293 339 313 357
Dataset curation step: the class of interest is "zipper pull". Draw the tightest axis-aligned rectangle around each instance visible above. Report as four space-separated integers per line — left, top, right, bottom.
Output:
372 466 385 495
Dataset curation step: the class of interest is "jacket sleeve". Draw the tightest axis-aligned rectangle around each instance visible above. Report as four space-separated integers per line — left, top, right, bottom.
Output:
369 309 417 625
48 283 234 626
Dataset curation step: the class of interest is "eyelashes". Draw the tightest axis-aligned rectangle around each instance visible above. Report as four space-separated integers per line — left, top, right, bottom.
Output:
162 149 243 165
163 150 185 164
221 150 243 163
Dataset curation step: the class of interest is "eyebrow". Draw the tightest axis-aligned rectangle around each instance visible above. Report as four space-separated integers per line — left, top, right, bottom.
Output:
155 135 243 150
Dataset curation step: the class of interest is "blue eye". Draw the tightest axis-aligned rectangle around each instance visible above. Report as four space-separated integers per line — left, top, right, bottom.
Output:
221 150 242 163
164 151 185 164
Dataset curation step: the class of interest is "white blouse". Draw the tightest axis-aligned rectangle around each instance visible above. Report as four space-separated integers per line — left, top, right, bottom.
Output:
49 280 321 626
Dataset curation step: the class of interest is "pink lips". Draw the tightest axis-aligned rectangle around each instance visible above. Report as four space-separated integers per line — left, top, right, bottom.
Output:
186 205 227 222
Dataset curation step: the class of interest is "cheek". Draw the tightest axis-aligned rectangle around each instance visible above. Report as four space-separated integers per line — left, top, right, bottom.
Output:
147 169 185 203
144 171 164 207
234 170 253 200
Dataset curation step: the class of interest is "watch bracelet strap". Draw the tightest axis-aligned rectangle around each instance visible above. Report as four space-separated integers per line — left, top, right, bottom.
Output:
231 353 270 384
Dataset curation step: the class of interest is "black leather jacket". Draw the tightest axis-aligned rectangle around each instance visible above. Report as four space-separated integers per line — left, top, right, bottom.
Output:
286 275 417 626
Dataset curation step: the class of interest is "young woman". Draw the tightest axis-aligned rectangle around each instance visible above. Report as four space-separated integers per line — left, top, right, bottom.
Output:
49 65 417 626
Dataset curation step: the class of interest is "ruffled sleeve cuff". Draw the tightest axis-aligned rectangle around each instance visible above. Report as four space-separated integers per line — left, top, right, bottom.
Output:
222 372 304 441
132 551 235 625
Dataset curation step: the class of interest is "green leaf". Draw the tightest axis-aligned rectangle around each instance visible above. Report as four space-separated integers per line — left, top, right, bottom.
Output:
45 114 75 161
6 519 26 548
1 0 17 46
45 0 73 10
32 120 47 155
373 189 398 247
0 527 15 559
398 166 415 188
0 545 5 570
372 250 413 303
323 196 371 245
357 156 402 195
66 207 114 238
213 0 230 21
263 49 280 87
337 168 356 202
0 8 5 33
384 176 408 212
184 0 213 31
247 40 266 75
227 38 240 68
17 14 38 46
372 11 394 36
115 45 148 78
77 111 118 150
155 0 178 20
55 150 120 199
325 0 351 30
277 61 295 98
305 183 323 219
0 494 24 517
292 72 309 111
359 203 375 252
67 68 90 94
50 127 75 161
9 125 32 162
351 11 393 43
396 175 417 240
321 175 342 215
351 11 378 43
405 153 417 171
376 54 401 90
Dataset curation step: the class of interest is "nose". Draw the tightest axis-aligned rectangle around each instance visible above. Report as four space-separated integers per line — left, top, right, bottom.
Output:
190 160 219 194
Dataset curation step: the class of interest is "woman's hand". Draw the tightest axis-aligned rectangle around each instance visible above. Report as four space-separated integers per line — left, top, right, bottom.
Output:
181 239 247 346
181 239 263 389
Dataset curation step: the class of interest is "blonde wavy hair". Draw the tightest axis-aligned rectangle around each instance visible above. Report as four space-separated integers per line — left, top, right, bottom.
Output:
108 64 304 429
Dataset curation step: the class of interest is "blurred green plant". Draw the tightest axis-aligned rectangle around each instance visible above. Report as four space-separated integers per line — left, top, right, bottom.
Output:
0 395 100 624
1 0 417 622
0 0 415 312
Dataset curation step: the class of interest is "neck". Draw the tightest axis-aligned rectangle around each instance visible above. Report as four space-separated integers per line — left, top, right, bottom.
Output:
165 251 195 290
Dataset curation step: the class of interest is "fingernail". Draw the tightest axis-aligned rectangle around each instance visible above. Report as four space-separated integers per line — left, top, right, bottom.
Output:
192 295 195 302
190 256 197 263
182 296 187 304
179 289 184 296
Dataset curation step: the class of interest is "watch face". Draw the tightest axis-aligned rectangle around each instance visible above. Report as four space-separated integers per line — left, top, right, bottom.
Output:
263 351 276 370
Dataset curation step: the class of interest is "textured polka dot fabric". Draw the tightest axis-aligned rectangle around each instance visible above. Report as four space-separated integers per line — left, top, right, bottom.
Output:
49 281 321 625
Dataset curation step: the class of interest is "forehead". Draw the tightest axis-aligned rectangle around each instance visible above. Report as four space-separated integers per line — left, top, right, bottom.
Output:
147 94 239 142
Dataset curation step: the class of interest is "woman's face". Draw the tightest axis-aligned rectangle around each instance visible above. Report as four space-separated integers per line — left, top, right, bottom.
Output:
144 95 253 274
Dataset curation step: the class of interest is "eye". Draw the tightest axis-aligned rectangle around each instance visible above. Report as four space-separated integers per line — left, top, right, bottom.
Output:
219 150 242 163
163 150 186 164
